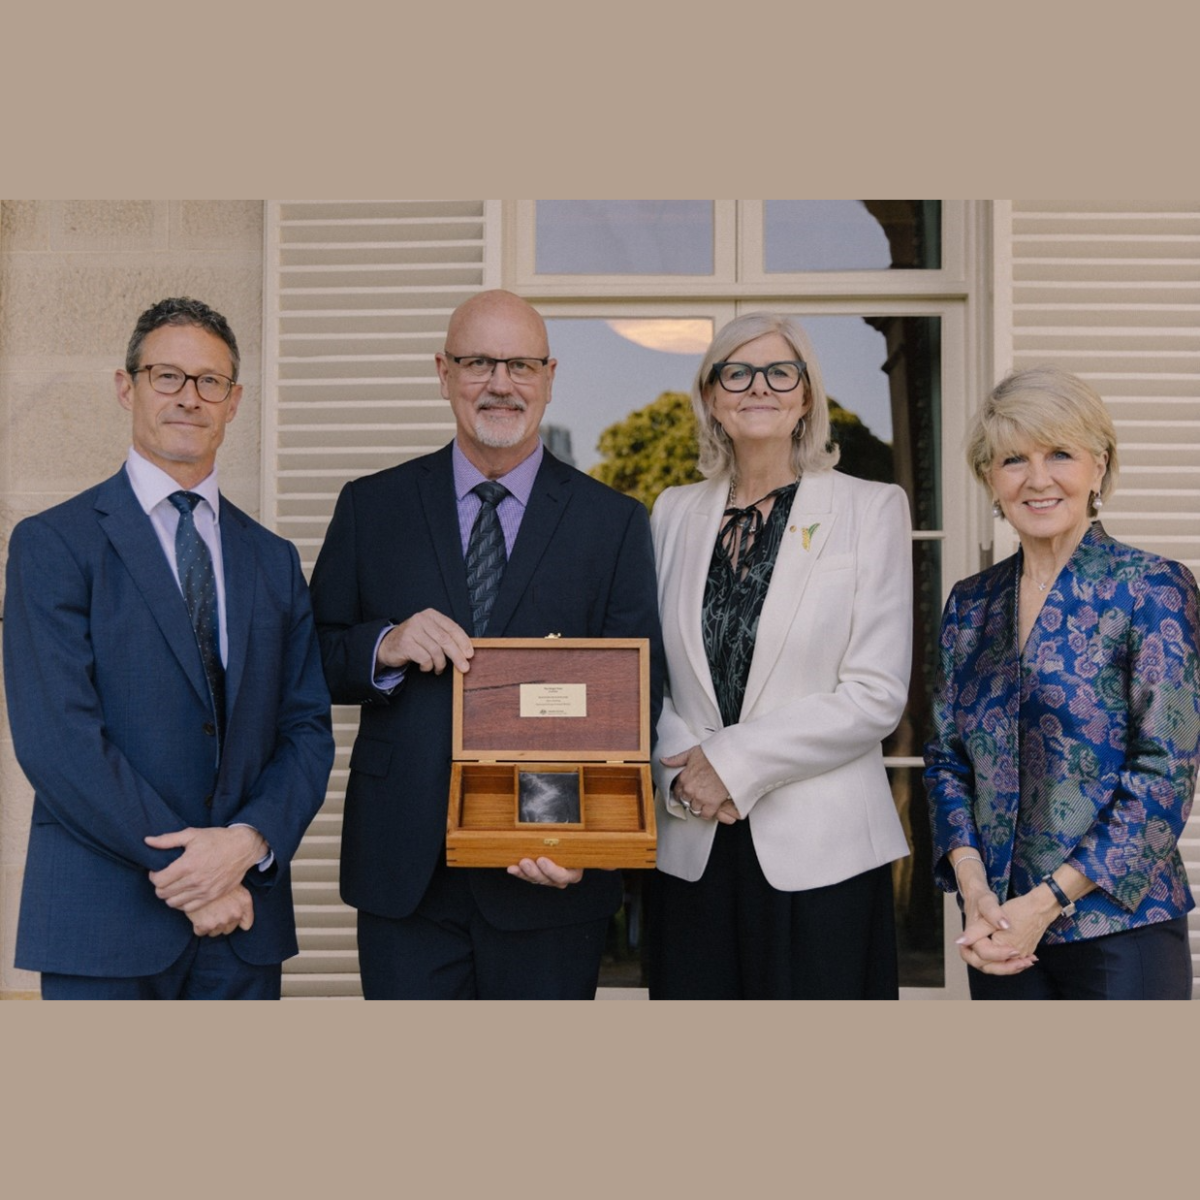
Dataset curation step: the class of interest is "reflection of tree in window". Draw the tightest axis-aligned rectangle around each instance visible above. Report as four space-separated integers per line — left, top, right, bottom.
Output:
589 393 700 511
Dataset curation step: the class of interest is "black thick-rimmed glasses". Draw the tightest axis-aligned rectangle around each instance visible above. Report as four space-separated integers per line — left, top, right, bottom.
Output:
709 360 807 393
446 354 550 382
132 363 236 404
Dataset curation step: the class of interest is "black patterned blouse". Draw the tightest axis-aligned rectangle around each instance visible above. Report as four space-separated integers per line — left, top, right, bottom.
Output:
702 482 798 728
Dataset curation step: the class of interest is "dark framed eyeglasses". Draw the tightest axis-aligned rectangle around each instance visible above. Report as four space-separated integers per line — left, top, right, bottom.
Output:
709 360 807 393
446 354 550 382
132 363 235 404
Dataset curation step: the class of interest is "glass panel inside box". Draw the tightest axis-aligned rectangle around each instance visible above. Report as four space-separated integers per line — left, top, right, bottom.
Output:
518 769 582 825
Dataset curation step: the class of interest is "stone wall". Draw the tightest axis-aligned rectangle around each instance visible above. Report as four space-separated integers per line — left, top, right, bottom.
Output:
0 200 264 997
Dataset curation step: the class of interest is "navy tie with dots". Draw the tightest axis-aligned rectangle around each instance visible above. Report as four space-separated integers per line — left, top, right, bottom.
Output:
466 481 510 636
169 491 226 752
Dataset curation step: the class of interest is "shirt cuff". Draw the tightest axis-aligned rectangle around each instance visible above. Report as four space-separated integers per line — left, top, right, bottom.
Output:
372 624 405 693
228 823 274 871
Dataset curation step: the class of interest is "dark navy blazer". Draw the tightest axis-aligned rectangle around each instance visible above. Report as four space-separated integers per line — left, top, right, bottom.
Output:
3 468 334 977
310 444 664 932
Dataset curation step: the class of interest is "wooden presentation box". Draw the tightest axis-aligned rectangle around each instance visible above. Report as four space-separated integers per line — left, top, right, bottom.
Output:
446 637 656 869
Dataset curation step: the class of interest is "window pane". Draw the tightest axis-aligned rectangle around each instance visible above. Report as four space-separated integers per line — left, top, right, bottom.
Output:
819 316 942 989
537 201 714 275
765 200 941 271
888 767 945 988
805 314 942 531
542 318 709 495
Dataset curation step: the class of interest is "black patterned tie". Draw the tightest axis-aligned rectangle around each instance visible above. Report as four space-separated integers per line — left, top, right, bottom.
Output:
169 491 225 748
466 481 510 635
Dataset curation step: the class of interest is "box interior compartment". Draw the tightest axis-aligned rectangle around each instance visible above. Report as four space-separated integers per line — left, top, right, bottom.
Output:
453 763 646 831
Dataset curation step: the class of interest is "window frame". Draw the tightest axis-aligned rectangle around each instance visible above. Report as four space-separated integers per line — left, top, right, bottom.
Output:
512 200 970 300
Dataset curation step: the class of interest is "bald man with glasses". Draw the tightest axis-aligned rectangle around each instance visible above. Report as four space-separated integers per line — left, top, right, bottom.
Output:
311 288 664 999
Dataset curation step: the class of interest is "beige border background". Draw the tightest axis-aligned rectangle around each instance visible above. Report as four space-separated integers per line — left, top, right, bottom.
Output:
3 1 1199 1196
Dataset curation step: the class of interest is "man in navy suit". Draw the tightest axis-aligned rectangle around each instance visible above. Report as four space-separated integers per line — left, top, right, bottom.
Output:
310 289 663 999
3 297 334 999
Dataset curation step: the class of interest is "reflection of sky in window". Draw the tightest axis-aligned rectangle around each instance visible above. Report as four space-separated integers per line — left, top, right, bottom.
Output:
802 317 891 440
537 201 713 275
543 315 893 472
765 201 892 270
544 319 706 469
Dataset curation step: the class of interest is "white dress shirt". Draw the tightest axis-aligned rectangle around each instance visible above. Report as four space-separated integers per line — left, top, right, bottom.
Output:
124 447 270 868
124 447 229 665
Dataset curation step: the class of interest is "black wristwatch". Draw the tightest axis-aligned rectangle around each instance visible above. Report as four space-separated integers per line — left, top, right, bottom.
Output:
1041 874 1076 917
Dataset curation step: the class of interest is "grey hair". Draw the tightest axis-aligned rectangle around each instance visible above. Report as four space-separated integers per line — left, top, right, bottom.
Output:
692 312 839 480
968 366 1118 511
125 297 240 380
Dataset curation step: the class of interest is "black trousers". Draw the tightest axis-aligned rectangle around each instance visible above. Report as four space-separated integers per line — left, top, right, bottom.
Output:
967 916 1193 1000
646 819 899 1000
357 860 608 1000
40 936 281 1000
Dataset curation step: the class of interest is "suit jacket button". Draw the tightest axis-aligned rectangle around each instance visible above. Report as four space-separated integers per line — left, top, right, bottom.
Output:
203 722 216 736
204 794 214 808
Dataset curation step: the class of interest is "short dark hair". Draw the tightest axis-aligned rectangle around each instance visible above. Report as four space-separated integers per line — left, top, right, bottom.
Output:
125 297 240 380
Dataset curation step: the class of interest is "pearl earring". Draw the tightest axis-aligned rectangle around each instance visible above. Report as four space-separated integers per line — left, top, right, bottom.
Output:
992 499 1003 520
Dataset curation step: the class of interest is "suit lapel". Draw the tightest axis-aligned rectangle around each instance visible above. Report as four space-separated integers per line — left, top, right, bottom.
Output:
739 471 838 717
486 453 570 635
677 480 727 718
218 501 254 728
95 470 212 712
418 447 474 631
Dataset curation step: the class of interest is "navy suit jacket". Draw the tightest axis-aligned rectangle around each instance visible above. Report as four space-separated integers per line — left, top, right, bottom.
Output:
310 444 664 931
3 467 335 977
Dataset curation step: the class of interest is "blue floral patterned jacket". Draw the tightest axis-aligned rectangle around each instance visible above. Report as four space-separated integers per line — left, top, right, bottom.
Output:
925 524 1199 943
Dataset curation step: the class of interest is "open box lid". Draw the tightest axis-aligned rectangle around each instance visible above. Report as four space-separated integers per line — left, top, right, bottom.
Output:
452 637 651 763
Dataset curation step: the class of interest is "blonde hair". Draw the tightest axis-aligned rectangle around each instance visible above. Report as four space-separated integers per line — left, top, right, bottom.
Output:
968 367 1118 511
692 312 839 479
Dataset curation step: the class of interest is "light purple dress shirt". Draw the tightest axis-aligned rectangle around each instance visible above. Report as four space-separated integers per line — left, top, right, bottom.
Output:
372 440 545 692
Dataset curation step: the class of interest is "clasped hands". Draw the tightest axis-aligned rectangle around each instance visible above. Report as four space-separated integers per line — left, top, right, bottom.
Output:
661 745 741 824
145 825 268 938
954 866 1061 975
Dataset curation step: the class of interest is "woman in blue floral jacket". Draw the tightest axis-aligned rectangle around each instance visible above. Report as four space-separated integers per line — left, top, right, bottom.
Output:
925 367 1199 999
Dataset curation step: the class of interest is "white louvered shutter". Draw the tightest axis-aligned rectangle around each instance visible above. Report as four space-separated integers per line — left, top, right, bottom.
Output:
263 200 493 998
1006 200 1200 989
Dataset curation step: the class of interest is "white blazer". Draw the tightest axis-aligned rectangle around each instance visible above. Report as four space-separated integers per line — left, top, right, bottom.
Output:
650 469 913 890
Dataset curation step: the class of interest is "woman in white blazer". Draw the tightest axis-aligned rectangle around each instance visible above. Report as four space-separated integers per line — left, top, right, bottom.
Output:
647 313 913 999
